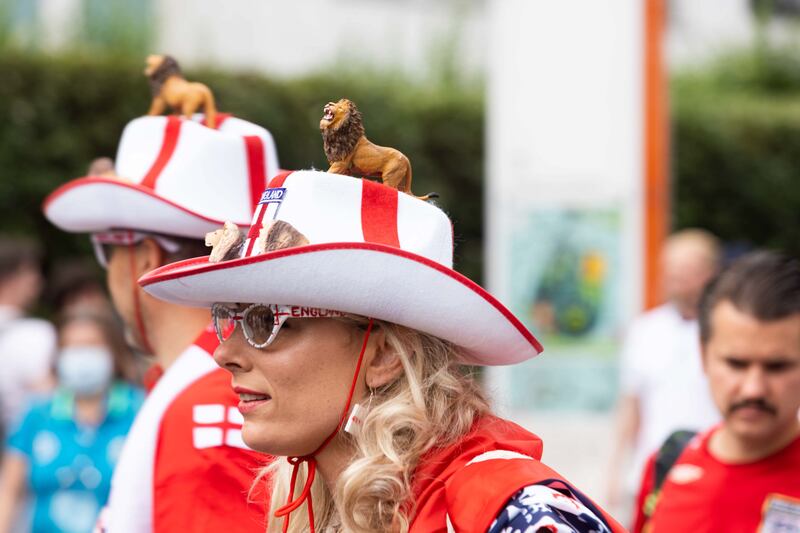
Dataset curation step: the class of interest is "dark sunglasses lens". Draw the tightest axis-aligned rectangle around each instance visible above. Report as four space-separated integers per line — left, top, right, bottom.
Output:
92 241 114 268
102 244 117 265
243 305 275 346
212 306 237 342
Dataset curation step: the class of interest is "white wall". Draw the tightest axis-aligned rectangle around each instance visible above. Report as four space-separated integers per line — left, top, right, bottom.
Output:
154 0 486 78
485 0 643 400
29 0 774 75
484 0 644 510
667 0 756 66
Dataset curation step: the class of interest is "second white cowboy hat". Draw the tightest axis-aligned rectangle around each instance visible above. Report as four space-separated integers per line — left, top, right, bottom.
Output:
139 171 543 366
43 114 280 238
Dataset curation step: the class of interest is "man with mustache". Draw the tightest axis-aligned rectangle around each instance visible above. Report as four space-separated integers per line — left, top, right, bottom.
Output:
633 250 800 532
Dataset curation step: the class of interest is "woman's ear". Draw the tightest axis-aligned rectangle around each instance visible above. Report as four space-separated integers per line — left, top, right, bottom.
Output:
365 329 404 389
137 238 166 275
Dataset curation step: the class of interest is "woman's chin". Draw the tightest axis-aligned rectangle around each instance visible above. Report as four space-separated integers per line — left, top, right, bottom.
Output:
242 424 276 454
242 424 322 457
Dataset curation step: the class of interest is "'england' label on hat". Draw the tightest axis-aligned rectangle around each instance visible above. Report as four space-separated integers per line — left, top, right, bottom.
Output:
259 188 286 204
244 187 288 257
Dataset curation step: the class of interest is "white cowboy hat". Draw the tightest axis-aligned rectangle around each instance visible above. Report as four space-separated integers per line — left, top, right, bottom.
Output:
139 171 543 366
43 114 280 238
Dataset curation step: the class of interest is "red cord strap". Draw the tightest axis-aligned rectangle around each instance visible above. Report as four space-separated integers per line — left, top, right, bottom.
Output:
128 238 155 355
274 318 375 533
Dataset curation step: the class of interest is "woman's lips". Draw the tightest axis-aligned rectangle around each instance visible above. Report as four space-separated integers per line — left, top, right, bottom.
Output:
234 386 271 414
238 398 269 414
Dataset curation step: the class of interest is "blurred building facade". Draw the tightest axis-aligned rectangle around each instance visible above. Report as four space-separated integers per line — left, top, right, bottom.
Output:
7 0 800 75
7 0 485 78
667 0 800 65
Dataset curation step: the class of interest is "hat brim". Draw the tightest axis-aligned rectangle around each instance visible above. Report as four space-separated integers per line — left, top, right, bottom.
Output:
43 177 249 238
139 242 542 366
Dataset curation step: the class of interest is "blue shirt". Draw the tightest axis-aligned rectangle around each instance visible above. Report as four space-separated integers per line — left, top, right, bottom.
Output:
6 382 143 533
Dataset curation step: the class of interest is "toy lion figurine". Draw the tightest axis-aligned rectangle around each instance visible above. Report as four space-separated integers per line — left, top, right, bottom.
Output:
320 99 437 201
205 220 309 263
145 54 218 128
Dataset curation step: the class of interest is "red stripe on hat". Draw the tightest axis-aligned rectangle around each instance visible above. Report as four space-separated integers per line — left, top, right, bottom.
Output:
138 241 545 356
360 180 400 247
244 204 266 257
141 116 182 190
244 171 293 256
243 136 267 211
203 113 231 129
267 170 292 189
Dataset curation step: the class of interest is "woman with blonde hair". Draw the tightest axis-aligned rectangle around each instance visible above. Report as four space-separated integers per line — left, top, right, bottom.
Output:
141 171 624 532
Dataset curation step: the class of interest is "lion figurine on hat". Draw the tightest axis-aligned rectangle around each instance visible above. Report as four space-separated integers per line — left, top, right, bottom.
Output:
145 54 218 128
320 99 437 201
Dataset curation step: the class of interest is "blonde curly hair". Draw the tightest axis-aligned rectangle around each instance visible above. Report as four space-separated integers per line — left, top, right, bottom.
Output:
261 319 491 533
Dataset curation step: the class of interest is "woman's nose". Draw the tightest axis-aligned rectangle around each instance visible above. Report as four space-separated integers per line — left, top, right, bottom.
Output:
213 333 251 373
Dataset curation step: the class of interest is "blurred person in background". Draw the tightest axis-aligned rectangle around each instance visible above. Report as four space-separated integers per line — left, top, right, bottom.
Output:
86 158 115 178
0 237 56 448
47 260 144 386
607 229 722 516
0 312 143 533
43 112 279 532
48 259 114 318
633 250 800 532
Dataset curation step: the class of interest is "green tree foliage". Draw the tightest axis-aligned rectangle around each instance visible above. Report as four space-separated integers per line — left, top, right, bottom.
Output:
672 45 800 257
0 52 484 283
4 44 799 304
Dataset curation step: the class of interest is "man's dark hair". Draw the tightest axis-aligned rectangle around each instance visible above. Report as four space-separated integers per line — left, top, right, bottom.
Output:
699 250 800 344
0 236 42 285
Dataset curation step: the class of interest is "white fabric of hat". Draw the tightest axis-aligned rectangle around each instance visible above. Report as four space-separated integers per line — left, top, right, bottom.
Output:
44 114 280 239
243 172 452 266
141 171 543 366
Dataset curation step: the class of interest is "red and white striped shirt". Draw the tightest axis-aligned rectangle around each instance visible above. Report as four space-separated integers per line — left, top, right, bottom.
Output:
102 326 271 533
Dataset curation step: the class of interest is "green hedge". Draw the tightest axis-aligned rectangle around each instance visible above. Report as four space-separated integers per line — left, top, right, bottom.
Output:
0 52 484 283
672 46 800 258
3 46 799 305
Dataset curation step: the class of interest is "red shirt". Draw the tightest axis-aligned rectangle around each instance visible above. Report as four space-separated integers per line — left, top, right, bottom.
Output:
639 428 800 533
409 416 625 533
104 327 272 533
153 361 269 532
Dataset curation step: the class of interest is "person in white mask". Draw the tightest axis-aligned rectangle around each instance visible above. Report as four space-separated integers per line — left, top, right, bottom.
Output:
0 312 142 533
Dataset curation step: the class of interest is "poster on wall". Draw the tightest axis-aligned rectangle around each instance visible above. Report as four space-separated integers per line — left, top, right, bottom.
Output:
507 207 622 412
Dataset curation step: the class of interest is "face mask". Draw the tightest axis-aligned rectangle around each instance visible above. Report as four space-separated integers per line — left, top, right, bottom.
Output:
57 346 114 396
